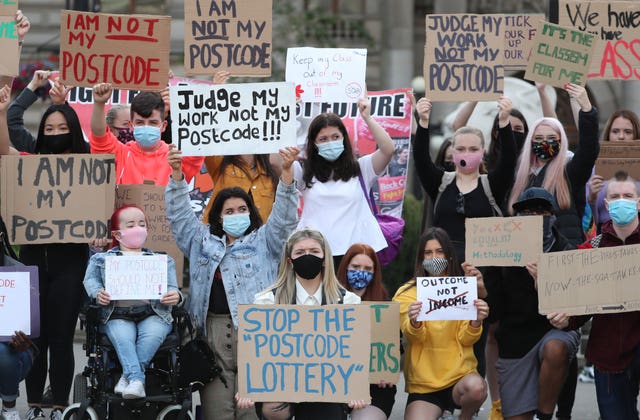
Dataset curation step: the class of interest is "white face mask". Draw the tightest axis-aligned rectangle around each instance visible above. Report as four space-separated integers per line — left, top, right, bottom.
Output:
423 258 448 276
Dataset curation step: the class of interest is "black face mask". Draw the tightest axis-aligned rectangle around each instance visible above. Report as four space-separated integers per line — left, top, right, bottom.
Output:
41 133 73 154
513 131 527 153
291 254 324 280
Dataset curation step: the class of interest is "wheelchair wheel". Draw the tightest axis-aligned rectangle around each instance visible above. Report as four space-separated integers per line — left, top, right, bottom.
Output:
156 404 194 420
72 373 89 404
61 403 99 420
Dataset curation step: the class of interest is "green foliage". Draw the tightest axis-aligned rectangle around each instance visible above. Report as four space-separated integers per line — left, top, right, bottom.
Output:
382 193 425 297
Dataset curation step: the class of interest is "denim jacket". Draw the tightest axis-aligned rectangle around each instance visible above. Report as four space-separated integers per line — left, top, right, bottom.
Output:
166 177 298 333
83 247 180 325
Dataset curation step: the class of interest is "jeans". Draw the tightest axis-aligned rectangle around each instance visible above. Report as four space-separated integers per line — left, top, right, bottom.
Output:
103 314 172 383
594 346 640 420
0 343 33 402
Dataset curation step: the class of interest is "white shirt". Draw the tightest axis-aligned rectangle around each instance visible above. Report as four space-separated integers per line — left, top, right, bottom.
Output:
293 154 387 255
253 280 361 305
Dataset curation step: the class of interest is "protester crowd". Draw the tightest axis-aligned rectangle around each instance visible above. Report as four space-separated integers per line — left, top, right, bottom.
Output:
1 8 640 420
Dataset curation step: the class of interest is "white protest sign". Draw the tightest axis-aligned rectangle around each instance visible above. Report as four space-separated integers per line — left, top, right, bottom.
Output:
286 47 367 103
0 271 31 336
105 255 168 300
170 82 297 156
416 276 478 321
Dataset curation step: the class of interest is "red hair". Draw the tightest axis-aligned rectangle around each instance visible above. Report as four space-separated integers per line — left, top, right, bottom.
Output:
110 205 146 249
337 243 389 301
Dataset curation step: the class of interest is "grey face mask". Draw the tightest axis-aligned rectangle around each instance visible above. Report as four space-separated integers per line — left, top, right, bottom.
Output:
423 258 448 276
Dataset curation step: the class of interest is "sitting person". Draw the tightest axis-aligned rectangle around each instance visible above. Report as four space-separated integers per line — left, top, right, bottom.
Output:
83 205 182 399
486 187 579 420
89 83 203 185
393 227 489 420
0 332 39 420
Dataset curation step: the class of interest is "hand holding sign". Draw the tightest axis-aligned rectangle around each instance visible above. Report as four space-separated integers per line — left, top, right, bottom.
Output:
49 79 72 105
565 83 591 112
92 83 113 104
415 97 432 128
15 10 29 40
497 96 513 128
0 84 11 112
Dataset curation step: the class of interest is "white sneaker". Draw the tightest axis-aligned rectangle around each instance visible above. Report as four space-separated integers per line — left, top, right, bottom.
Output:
578 366 595 383
25 407 45 420
49 409 62 420
1 408 21 420
122 380 146 399
114 375 129 394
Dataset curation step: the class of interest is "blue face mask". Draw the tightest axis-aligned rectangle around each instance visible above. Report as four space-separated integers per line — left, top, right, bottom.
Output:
607 198 638 226
317 139 345 161
222 213 251 238
346 269 374 290
133 126 161 149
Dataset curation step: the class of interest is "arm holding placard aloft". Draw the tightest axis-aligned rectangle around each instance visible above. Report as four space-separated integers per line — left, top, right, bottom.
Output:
361 96 394 175
89 83 123 154
6 70 50 153
0 85 20 156
411 96 444 200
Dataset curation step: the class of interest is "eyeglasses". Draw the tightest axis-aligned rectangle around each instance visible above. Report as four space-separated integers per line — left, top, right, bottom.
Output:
456 192 465 215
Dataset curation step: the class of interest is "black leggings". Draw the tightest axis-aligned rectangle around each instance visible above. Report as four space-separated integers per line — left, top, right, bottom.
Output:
21 243 89 407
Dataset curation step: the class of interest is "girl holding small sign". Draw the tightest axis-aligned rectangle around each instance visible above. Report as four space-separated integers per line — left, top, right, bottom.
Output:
393 227 489 420
83 205 181 400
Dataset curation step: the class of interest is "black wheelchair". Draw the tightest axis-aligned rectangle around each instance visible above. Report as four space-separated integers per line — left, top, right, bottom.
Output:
62 304 194 419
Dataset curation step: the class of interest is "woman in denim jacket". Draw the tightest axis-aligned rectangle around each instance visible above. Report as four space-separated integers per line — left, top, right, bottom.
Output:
83 205 182 400
166 145 300 420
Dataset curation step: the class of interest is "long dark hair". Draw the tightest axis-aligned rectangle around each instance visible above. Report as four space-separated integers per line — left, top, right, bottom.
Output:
219 155 278 190
337 243 389 301
35 104 88 154
207 187 263 237
486 108 528 171
302 113 359 188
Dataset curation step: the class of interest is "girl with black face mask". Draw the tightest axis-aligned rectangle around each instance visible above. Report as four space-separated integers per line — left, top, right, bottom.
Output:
1 79 91 418
240 229 367 420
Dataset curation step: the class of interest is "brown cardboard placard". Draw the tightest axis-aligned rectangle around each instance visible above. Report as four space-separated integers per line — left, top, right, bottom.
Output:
503 14 545 70
114 184 184 287
465 216 543 267
367 302 401 384
184 0 272 77
525 20 597 88
238 304 371 402
559 1 640 80
0 15 19 76
538 244 640 315
424 14 504 101
0 0 17 16
594 158 640 180
0 154 115 244
598 141 640 159
59 10 170 90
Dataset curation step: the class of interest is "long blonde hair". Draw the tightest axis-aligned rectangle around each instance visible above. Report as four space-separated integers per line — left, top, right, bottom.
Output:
269 229 344 305
508 118 571 213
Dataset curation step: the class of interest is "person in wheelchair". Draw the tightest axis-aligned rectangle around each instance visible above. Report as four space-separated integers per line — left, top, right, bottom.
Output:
83 205 182 400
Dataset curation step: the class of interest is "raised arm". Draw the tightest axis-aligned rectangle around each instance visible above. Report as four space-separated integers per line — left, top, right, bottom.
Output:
452 101 478 131
565 84 599 191
90 83 113 137
411 96 443 199
0 85 19 156
360 97 394 175
7 70 49 152
536 82 558 119
488 96 517 203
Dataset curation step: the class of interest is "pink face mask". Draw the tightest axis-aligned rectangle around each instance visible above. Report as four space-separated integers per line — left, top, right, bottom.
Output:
118 226 148 249
453 152 484 174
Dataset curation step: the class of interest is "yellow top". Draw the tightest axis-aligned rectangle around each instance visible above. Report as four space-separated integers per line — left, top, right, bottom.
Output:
393 280 482 394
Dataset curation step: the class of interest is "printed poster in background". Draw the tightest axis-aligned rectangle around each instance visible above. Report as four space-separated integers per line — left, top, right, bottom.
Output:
296 88 412 218
559 0 640 80
424 14 504 101
59 11 170 90
184 0 273 76
286 47 367 103
416 276 478 321
0 0 19 77
0 266 40 341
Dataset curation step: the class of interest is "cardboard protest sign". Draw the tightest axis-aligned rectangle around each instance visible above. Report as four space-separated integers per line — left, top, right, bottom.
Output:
170 82 296 156
416 277 478 321
538 244 640 315
184 0 272 76
0 0 17 16
105 254 168 300
238 304 371 402
0 266 39 341
367 302 401 384
559 0 640 80
0 3 19 77
59 10 170 90
424 14 504 101
0 154 115 244
525 20 596 88
114 183 184 286
286 47 367 103
594 141 640 179
466 216 543 267
503 14 545 70
296 88 412 217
